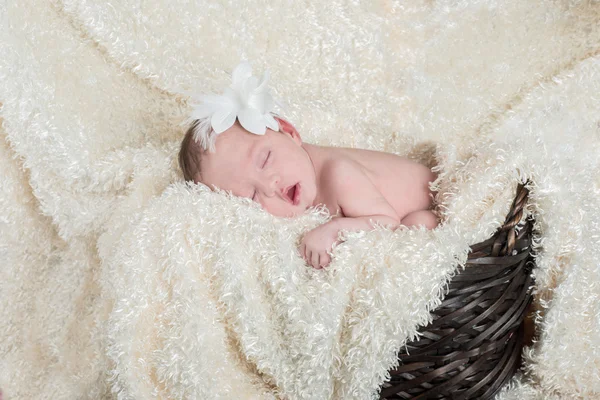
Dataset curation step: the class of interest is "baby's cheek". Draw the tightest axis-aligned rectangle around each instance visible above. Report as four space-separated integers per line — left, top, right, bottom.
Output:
261 199 288 218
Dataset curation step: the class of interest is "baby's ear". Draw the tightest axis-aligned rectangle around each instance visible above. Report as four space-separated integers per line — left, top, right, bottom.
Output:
274 116 302 145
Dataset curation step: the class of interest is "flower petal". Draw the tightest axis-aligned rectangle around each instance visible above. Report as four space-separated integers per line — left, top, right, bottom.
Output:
223 87 241 108
211 107 237 134
247 92 265 114
262 92 275 113
238 107 266 135
254 70 270 94
265 113 279 131
241 76 259 103
192 62 278 137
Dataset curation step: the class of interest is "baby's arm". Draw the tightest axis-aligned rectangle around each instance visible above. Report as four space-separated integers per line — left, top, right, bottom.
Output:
300 159 401 268
332 161 439 231
332 167 401 232
401 209 439 230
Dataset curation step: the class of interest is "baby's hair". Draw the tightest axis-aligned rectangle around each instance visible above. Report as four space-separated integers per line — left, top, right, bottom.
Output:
178 119 208 184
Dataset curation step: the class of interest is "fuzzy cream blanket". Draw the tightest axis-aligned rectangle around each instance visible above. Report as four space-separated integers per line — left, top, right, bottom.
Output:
1 0 600 399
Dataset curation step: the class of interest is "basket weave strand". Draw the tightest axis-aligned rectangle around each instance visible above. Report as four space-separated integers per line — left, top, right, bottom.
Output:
380 181 535 400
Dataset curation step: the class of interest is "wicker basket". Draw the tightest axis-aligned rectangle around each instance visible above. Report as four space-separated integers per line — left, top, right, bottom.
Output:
380 181 535 400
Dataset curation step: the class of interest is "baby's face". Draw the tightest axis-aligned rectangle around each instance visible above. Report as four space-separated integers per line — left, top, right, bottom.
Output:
200 118 317 217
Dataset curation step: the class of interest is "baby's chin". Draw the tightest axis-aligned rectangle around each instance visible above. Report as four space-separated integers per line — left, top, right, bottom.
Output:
265 204 302 218
284 206 304 218
289 201 314 218
282 203 310 218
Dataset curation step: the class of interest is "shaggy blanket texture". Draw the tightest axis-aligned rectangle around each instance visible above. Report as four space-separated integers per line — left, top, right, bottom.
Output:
1 0 600 399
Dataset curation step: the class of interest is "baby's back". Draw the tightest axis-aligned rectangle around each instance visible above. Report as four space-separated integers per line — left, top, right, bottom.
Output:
327 147 437 220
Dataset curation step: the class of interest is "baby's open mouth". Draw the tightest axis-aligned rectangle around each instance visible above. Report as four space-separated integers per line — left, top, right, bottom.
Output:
285 183 300 206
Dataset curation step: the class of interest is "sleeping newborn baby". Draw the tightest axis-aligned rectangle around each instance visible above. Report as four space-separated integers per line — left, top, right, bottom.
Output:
178 62 439 269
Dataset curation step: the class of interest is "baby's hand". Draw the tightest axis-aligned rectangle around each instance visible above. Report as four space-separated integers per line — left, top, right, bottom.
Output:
299 221 341 269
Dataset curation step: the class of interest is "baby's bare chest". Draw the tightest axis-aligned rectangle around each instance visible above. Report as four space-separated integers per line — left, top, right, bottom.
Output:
326 148 436 218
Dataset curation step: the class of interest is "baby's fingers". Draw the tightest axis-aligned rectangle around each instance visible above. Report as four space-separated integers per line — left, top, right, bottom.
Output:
298 243 306 261
319 252 331 268
311 251 321 269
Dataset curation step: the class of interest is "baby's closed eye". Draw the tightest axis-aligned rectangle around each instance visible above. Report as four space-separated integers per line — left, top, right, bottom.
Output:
251 151 271 199
261 150 271 169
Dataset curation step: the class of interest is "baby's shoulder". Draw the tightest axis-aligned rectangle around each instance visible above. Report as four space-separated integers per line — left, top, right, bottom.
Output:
320 156 366 186
316 157 369 216
319 157 377 208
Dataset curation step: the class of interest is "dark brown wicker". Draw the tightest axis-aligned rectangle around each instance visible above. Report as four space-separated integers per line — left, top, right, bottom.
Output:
380 180 535 400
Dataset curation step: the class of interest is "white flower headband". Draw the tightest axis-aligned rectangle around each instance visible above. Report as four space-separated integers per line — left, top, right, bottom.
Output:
185 61 282 152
